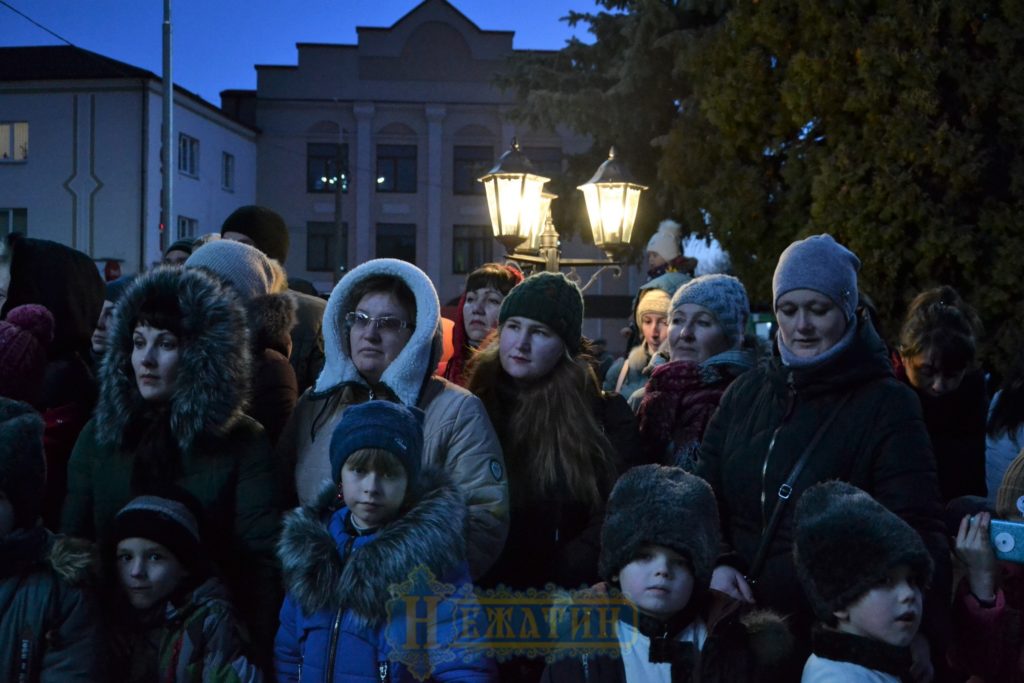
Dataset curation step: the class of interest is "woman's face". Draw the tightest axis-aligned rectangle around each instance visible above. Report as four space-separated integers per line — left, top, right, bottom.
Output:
775 289 847 358
668 303 731 364
901 348 966 397
348 291 414 385
499 316 565 384
463 286 505 344
131 325 181 402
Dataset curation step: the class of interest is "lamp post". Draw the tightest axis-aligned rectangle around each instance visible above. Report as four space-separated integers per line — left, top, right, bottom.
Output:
478 141 647 291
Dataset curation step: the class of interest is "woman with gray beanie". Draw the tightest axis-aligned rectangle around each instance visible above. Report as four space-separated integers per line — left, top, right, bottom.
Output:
634 273 758 469
693 234 950 677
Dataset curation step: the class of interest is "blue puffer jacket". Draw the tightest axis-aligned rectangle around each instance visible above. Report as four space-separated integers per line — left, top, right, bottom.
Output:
274 469 496 683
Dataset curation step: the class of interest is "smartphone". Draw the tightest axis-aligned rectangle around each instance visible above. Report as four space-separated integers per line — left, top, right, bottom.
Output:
990 518 1024 564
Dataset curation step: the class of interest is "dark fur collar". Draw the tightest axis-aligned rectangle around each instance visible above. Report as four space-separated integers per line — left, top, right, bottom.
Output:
277 467 467 625
811 625 912 679
95 267 252 452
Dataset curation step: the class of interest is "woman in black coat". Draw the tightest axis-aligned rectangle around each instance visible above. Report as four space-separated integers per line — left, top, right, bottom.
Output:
695 235 949 677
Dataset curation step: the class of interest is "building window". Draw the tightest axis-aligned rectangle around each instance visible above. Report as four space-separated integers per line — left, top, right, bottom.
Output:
522 146 563 179
0 122 28 161
0 208 27 237
376 223 416 263
306 221 348 273
176 216 198 239
178 133 199 177
222 152 235 191
453 145 493 195
376 144 417 193
307 143 349 193
452 225 493 274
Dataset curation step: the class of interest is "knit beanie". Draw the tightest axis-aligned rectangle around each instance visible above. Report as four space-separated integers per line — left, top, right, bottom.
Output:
996 450 1024 520
0 304 54 403
104 275 136 304
112 493 207 576
646 219 682 262
793 481 933 624
670 274 750 346
0 398 46 531
220 205 290 263
772 234 860 321
635 289 671 328
184 239 275 301
329 400 425 486
163 238 195 259
498 271 584 353
600 465 721 596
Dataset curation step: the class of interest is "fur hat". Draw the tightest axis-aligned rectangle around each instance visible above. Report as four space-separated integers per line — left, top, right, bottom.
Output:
600 465 720 594
772 234 860 321
184 239 276 301
671 274 750 346
996 450 1024 520
646 219 682 262
793 481 933 624
220 205 290 263
499 271 584 353
104 275 136 305
0 304 54 403
329 400 425 486
0 397 46 530
112 492 208 577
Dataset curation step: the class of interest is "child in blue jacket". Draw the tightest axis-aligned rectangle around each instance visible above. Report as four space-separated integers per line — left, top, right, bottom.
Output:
274 400 496 682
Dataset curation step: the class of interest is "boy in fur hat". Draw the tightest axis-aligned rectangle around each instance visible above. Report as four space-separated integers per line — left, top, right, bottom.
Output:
0 397 103 681
793 481 933 682
542 465 790 683
109 491 262 682
274 400 496 682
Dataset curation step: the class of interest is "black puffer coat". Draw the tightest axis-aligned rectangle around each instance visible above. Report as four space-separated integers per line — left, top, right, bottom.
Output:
696 312 949 642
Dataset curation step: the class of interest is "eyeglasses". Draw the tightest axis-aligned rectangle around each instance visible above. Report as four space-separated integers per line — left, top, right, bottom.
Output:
345 311 412 332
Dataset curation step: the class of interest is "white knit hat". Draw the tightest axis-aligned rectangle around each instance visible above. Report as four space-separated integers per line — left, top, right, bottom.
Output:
646 219 682 262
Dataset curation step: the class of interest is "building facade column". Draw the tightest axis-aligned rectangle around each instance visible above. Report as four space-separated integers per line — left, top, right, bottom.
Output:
425 104 446 285
354 103 375 264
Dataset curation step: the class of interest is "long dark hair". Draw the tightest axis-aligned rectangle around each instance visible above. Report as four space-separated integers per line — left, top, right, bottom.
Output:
898 285 982 372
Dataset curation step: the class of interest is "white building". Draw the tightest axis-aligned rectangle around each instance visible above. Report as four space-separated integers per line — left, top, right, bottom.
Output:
223 0 642 317
0 45 257 273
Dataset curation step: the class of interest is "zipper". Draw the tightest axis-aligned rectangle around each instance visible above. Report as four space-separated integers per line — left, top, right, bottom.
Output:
378 660 389 682
760 376 798 530
324 608 344 683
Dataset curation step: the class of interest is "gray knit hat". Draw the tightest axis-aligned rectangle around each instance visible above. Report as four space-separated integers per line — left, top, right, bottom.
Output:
670 274 750 345
499 271 584 353
772 234 860 321
184 239 275 301
0 397 45 530
600 465 720 595
113 493 208 576
793 481 933 625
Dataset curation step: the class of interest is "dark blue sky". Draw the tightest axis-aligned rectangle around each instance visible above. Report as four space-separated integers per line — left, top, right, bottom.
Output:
2 0 598 105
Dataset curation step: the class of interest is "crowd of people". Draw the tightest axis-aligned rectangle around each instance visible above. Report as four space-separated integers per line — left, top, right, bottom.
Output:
1 205 1023 683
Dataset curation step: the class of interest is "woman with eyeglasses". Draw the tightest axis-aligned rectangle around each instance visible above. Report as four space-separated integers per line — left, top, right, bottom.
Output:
278 258 509 580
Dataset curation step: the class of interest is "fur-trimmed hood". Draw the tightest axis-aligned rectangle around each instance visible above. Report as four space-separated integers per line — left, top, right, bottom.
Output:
248 291 297 356
313 258 441 406
95 266 252 452
277 467 466 625
0 528 96 586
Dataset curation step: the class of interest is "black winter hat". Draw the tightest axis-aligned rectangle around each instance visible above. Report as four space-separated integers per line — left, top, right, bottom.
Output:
112 490 209 577
220 205 290 263
793 481 933 624
600 465 720 594
0 397 46 531
329 400 425 486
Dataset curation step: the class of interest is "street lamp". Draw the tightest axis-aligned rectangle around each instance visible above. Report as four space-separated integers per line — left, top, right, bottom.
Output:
479 142 647 290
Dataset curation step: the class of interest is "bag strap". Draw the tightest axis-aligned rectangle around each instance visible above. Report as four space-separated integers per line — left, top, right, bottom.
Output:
746 391 855 582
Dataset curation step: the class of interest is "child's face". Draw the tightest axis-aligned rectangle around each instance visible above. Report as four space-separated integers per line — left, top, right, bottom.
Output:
647 252 668 271
116 537 188 610
617 544 694 621
834 564 922 648
0 492 13 537
341 461 408 528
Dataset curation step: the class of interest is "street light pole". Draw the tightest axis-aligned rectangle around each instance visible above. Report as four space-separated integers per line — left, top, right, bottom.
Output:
333 129 345 284
161 0 173 258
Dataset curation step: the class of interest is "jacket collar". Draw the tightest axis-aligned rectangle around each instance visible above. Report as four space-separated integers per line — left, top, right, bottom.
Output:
811 625 912 680
782 312 894 396
313 259 441 407
277 467 466 625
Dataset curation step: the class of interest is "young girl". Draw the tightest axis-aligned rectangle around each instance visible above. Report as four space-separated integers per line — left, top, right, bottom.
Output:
274 400 494 682
109 493 261 682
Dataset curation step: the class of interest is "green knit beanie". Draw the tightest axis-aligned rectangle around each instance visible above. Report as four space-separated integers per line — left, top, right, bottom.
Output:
499 271 584 353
